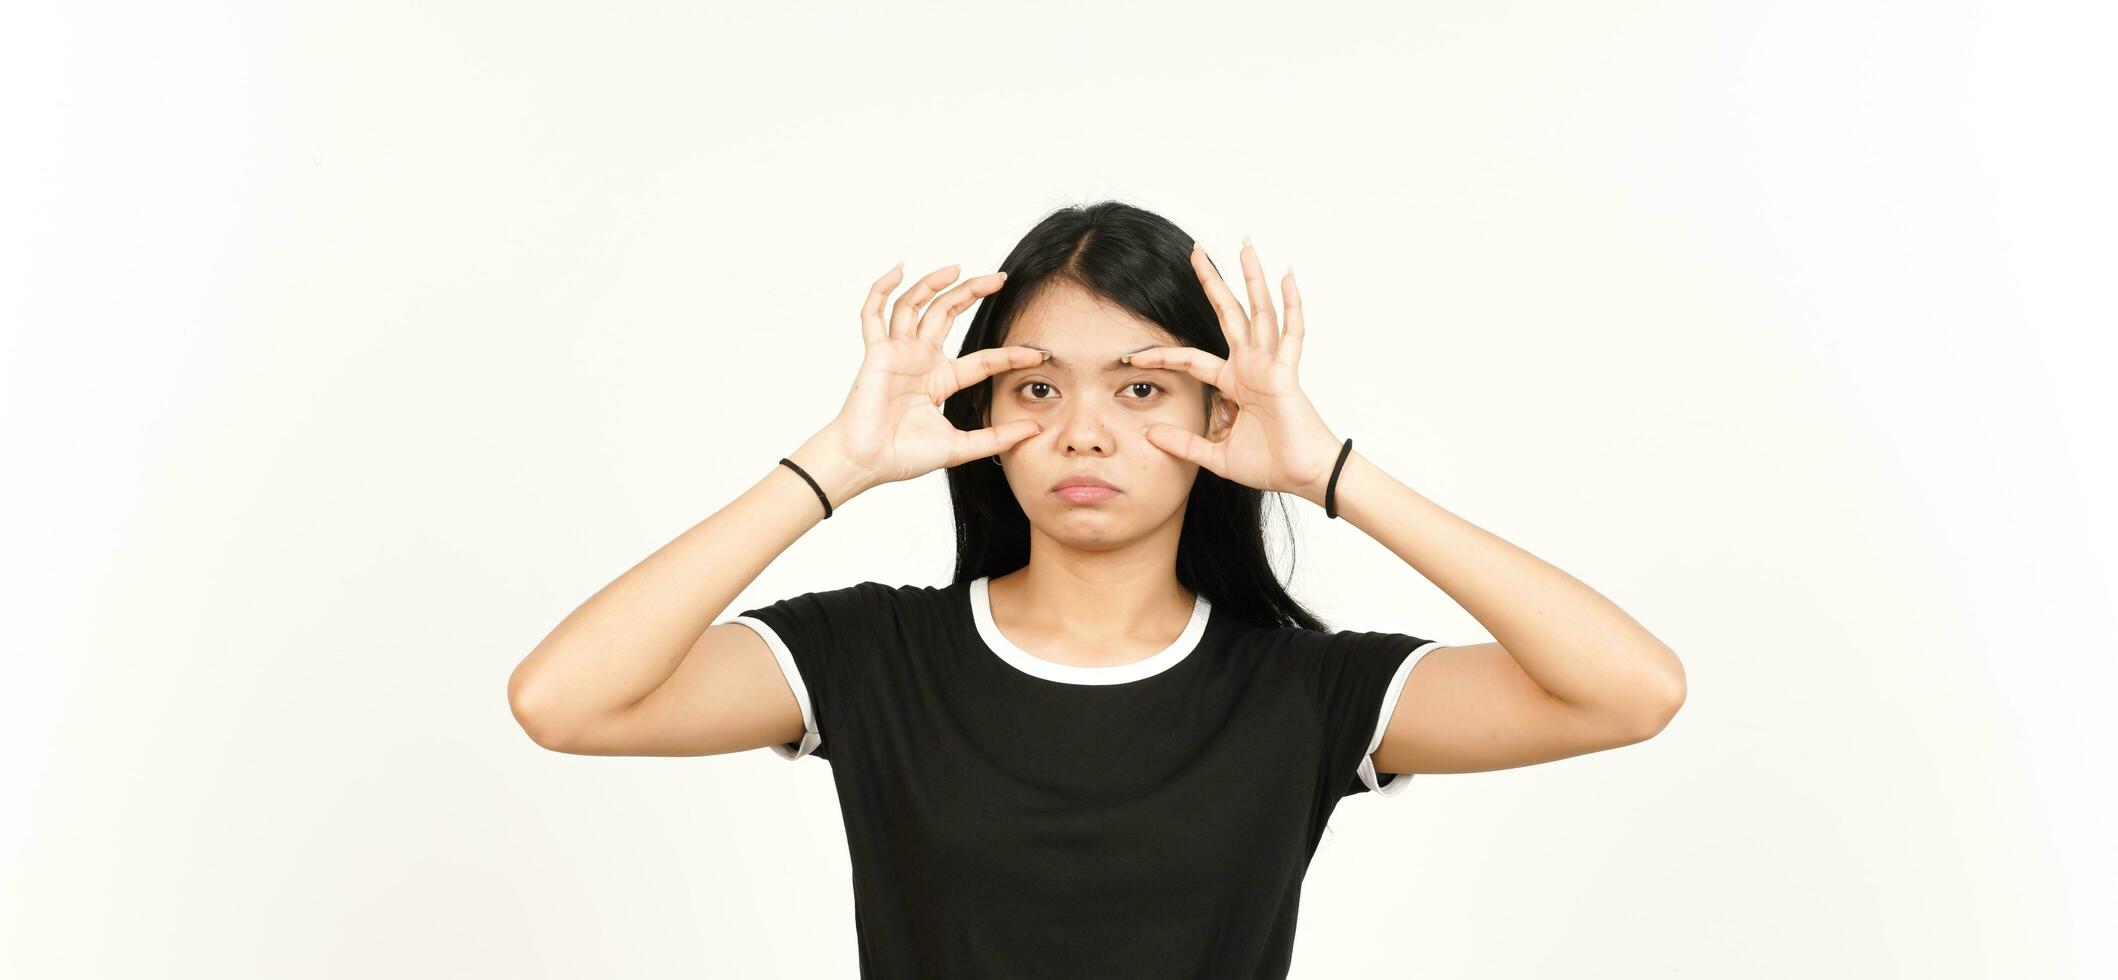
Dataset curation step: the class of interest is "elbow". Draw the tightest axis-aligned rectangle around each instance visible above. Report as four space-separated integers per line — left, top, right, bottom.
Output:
507 666 572 752
1634 661 1687 740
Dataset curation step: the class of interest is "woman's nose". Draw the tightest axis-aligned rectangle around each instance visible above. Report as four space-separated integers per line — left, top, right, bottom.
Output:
1056 402 1111 455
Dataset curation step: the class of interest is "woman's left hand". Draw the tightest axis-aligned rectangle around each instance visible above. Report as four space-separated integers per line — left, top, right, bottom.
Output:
1125 237 1345 506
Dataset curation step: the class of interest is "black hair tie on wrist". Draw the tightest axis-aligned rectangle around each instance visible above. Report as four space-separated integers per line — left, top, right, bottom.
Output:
778 458 833 519
1324 437 1353 519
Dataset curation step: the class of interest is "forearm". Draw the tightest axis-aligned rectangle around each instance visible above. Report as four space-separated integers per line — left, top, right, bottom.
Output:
1300 447 1685 719
507 430 874 735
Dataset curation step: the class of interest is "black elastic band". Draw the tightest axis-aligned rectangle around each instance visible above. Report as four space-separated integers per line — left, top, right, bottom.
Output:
1324 438 1353 519
778 457 832 519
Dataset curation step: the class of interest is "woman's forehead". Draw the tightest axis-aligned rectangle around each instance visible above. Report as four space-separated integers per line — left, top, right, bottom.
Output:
998 281 1183 370
1003 315 1175 360
1006 281 1167 339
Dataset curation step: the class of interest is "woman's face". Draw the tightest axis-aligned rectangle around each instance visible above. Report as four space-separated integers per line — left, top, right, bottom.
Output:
986 281 1233 548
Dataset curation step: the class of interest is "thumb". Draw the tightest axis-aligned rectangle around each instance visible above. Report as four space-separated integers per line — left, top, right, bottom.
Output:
952 420 1042 468
1142 423 1216 471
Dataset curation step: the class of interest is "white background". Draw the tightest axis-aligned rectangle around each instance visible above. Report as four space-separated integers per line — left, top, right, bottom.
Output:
4 1 2112 976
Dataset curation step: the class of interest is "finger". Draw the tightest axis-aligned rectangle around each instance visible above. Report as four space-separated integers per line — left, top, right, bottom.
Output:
949 419 1043 469
1189 242 1251 354
916 270 1008 345
862 260 906 346
889 264 961 339
1239 235 1278 355
1279 267 1304 367
1142 422 1224 474
944 344 1048 399
1119 345 1228 395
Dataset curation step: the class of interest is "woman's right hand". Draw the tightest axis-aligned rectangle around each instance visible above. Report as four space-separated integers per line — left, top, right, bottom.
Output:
802 262 1049 496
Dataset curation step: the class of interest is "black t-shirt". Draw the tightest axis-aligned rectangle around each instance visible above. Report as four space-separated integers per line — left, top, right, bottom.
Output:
727 575 1446 979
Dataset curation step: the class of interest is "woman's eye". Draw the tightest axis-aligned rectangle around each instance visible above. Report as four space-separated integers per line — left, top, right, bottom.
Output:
1014 380 1161 401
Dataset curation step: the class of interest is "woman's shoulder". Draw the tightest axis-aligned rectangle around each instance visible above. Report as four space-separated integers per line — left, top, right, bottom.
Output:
767 577 948 597
1215 616 1430 659
773 577 959 616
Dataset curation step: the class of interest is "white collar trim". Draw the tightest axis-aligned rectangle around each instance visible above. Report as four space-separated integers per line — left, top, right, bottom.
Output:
970 575 1212 685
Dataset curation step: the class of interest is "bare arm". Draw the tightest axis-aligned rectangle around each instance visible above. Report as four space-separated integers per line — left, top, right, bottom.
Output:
1324 448 1687 776
504 430 869 753
505 260 1047 756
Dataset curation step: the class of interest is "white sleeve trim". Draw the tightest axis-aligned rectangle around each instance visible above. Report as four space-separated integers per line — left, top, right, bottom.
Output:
729 616 821 761
1357 640 1448 796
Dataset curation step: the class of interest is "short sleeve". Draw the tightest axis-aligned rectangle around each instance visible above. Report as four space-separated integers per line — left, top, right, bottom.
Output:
722 580 898 762
1297 629 1449 799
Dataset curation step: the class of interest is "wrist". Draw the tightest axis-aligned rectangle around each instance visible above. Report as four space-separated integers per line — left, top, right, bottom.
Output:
786 431 875 512
1292 436 1351 509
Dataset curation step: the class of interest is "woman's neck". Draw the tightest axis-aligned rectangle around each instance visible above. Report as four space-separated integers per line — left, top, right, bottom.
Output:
985 563 1197 668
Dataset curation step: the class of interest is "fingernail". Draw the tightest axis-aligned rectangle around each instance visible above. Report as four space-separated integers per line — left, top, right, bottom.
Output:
1040 349 1051 362
1119 354 1130 364
1243 234 1253 250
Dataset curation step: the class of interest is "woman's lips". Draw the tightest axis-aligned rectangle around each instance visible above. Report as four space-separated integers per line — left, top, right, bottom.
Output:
1054 486 1120 504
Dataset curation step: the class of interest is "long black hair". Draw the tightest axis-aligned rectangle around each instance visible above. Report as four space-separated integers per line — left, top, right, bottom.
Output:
939 200 1327 632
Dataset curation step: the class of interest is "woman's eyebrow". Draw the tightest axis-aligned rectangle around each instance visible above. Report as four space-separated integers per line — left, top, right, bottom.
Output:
1005 344 1165 375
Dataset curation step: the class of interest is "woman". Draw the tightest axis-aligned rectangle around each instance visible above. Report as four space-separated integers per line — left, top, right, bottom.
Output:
508 201 1687 978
